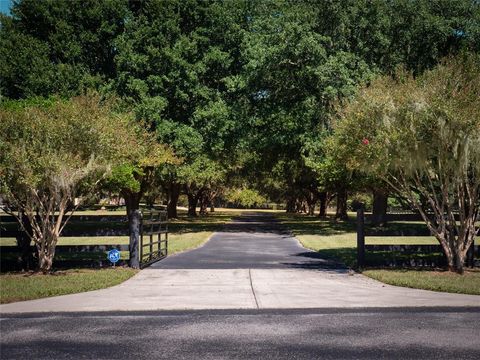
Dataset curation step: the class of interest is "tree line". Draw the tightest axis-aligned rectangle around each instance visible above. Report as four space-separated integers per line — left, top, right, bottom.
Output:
1 0 479 272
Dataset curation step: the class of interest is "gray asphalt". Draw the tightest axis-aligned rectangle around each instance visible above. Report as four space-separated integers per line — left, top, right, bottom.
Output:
153 212 343 270
1 308 480 359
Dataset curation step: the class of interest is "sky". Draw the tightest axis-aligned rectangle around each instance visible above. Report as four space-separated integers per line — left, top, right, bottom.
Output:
0 0 12 15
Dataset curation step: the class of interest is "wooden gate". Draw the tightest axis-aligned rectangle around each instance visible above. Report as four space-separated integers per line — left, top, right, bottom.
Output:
139 208 168 268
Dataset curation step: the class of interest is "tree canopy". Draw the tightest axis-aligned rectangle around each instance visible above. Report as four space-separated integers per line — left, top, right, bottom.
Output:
1 0 479 271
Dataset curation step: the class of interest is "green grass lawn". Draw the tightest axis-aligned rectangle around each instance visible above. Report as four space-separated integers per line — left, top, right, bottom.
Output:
0 268 138 304
277 212 479 295
0 209 241 304
364 269 480 295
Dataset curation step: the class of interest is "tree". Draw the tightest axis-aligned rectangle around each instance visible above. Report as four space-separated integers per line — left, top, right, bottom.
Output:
0 95 164 272
177 156 224 216
103 135 177 219
225 188 267 209
241 0 375 213
0 0 130 99
331 53 480 273
114 0 247 217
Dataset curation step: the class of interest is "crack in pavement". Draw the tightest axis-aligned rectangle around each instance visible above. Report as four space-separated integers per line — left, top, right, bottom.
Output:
249 268 259 309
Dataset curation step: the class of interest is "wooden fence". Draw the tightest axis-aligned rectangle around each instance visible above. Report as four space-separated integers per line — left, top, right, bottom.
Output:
356 208 478 269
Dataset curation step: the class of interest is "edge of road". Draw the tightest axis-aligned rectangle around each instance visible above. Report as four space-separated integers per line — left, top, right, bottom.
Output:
2 306 480 319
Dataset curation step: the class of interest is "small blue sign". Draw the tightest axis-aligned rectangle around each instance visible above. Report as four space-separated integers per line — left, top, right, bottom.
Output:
107 249 121 264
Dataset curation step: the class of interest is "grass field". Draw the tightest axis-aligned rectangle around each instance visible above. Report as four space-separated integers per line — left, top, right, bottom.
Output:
0 268 138 304
364 268 480 295
277 212 479 295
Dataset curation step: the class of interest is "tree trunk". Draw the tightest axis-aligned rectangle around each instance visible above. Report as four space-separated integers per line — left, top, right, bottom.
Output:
286 197 296 213
124 191 141 219
371 189 388 226
304 190 317 216
318 192 327 218
199 193 208 215
207 190 217 213
36 235 56 273
187 193 199 217
335 189 348 220
446 245 466 274
454 251 465 274
167 182 180 219
295 200 301 213
16 212 34 271
37 251 54 273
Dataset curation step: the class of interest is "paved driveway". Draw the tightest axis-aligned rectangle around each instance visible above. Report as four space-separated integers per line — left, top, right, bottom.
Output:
1 213 479 313
153 212 342 269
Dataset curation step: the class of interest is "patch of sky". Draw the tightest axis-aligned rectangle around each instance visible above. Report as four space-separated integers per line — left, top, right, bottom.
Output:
0 0 12 16
253 90 270 100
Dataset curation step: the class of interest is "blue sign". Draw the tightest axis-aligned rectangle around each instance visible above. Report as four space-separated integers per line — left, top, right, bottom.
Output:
107 249 121 264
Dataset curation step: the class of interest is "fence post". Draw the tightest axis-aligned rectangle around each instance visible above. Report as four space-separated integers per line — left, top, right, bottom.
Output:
357 207 365 269
129 209 141 269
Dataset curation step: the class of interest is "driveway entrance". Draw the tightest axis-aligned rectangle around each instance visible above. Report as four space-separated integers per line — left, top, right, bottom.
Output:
1 213 479 313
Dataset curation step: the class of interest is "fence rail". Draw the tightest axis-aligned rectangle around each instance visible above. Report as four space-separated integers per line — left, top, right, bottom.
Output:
356 208 477 268
0 205 169 271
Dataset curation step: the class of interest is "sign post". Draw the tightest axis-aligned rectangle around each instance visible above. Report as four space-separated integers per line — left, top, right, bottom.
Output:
107 249 121 267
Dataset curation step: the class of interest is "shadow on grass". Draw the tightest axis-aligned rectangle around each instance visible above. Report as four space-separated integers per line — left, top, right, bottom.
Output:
309 247 447 270
275 212 431 237
276 214 356 236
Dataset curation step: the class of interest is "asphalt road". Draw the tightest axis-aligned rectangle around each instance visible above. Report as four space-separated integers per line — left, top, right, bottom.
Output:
1 308 479 359
152 212 343 270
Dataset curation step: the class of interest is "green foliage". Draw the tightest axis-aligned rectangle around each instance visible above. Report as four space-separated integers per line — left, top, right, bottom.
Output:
331 52 480 272
107 165 144 194
0 96 124 198
112 0 248 200
225 188 267 208
333 53 480 181
347 193 373 212
0 95 173 271
1 0 479 218
0 0 130 99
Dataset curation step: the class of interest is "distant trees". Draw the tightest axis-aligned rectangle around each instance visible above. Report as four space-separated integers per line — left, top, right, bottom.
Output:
1 0 479 227
329 54 480 273
225 188 267 209
239 0 479 217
